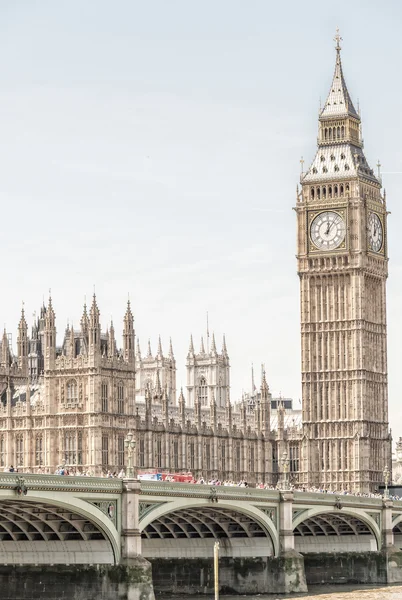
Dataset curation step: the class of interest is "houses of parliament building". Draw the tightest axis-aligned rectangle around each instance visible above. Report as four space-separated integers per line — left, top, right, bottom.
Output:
0 35 391 492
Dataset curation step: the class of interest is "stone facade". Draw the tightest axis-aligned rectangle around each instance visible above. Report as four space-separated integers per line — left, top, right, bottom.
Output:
295 35 391 492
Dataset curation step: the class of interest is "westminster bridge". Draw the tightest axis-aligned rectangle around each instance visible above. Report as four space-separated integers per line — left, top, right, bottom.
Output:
2 474 402 598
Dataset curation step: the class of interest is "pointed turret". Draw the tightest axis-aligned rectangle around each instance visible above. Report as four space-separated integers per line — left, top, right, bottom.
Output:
222 334 228 358
1 329 10 368
302 30 379 186
210 332 217 356
69 324 75 358
147 339 152 359
136 337 141 360
80 299 89 339
108 320 116 358
88 294 101 354
17 305 28 368
44 295 56 369
200 337 205 354
156 335 163 359
187 334 195 358
154 370 162 398
210 388 217 430
260 366 270 436
178 387 186 427
320 30 358 120
123 300 135 363
168 338 174 359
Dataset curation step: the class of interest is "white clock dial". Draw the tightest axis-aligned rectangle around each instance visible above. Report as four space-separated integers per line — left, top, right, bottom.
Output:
310 211 346 251
368 212 383 253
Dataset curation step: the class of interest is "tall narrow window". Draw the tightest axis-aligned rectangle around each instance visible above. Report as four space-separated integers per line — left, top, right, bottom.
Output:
156 438 162 469
101 382 108 412
139 437 145 468
198 377 208 406
221 443 226 472
15 434 24 467
118 435 125 467
189 441 195 470
173 439 179 469
0 435 5 467
102 435 109 466
35 434 44 466
67 380 78 403
65 431 77 464
205 441 211 470
117 382 124 414
249 445 255 473
289 445 299 472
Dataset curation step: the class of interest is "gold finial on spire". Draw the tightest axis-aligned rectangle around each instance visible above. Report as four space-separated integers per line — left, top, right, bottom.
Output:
334 26 342 52
300 156 305 174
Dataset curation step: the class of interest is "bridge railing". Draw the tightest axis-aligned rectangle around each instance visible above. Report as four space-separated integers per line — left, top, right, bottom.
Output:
0 472 124 493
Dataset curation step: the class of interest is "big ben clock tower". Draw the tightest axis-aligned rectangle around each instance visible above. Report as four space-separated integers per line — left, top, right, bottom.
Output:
296 31 391 492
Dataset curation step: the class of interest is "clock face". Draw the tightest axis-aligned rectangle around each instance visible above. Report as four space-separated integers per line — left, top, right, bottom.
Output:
310 211 346 251
368 212 383 253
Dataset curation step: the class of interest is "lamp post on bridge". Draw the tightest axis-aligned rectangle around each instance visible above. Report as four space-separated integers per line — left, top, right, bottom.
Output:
281 450 290 491
383 464 390 499
124 432 136 479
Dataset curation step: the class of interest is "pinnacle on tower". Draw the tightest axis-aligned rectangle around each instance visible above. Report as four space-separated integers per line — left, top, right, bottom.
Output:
18 304 27 330
155 369 162 397
136 338 141 359
320 28 359 120
261 366 269 392
187 334 195 357
178 387 185 404
89 293 100 324
222 334 228 358
45 294 55 327
156 335 163 359
80 299 89 336
200 337 205 354
109 320 116 357
147 339 152 358
168 337 174 359
210 332 217 355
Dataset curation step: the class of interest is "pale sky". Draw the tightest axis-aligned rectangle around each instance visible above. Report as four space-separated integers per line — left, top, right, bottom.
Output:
1 2 402 437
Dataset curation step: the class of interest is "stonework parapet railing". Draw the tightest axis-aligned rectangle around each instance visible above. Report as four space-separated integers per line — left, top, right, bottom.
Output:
0 472 124 494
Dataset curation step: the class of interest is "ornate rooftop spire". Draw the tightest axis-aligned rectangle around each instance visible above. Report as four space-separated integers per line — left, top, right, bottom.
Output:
147 339 152 358
320 28 358 120
222 334 228 358
210 332 217 355
188 334 195 357
200 337 205 354
168 337 174 359
136 337 141 360
156 335 163 359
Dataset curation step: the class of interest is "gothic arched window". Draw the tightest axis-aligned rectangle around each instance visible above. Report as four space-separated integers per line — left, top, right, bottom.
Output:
0 435 4 467
117 381 124 414
198 377 208 406
15 434 24 467
35 434 43 466
67 380 78 403
101 382 108 412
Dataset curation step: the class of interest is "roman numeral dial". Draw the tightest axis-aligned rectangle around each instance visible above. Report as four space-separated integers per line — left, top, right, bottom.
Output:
310 210 346 251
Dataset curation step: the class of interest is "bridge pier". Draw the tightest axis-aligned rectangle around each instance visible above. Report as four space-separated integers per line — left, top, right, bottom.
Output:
278 491 308 593
381 498 402 583
120 478 155 600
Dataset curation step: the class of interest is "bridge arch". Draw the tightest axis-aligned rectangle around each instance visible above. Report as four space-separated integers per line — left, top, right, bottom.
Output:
0 489 120 564
139 498 279 557
293 506 381 552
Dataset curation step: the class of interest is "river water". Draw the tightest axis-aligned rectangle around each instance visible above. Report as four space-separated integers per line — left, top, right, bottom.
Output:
158 584 402 599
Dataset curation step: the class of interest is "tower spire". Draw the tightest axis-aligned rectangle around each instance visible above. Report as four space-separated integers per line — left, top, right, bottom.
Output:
320 29 358 120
